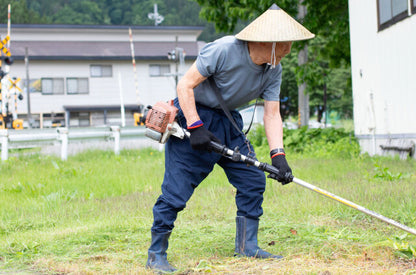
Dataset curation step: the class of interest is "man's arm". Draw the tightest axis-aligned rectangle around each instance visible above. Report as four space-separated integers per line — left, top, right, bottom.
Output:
263 100 284 150
263 99 293 184
177 62 207 127
177 62 220 151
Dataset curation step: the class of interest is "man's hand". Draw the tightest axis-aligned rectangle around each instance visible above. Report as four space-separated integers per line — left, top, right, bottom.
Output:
268 149 293 185
188 123 220 151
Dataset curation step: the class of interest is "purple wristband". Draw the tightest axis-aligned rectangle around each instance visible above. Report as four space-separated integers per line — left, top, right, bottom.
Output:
187 120 203 129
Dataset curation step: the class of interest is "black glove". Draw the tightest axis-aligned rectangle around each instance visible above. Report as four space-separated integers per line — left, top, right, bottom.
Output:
268 152 293 185
188 125 221 151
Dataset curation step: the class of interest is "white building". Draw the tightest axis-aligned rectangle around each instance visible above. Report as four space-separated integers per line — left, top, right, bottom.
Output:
348 0 416 158
0 24 203 128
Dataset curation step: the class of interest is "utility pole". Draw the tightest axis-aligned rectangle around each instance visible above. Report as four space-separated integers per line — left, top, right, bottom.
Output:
297 1 309 128
174 36 178 87
167 47 185 89
148 3 164 26
25 47 32 128
168 36 186 91
128 28 141 110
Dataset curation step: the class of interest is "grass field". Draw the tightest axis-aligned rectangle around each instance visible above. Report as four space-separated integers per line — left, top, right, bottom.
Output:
0 143 415 274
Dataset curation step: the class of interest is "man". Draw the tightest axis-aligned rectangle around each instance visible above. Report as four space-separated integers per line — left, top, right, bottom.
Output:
146 4 314 273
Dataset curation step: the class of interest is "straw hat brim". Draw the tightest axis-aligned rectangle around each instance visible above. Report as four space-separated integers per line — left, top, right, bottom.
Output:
235 5 315 42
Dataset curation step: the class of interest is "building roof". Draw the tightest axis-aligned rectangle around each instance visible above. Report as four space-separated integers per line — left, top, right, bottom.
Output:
11 41 200 61
6 23 204 31
1 24 204 61
64 105 140 112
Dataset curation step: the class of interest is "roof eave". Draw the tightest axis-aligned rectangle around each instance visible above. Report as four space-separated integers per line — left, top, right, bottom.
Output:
11 55 198 61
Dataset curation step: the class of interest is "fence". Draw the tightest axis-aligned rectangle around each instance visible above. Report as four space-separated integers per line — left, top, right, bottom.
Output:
0 126 150 161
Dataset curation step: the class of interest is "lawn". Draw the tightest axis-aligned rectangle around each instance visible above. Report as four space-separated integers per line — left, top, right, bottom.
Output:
0 135 415 274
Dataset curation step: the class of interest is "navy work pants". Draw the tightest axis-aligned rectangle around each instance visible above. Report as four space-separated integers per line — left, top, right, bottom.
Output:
151 99 266 233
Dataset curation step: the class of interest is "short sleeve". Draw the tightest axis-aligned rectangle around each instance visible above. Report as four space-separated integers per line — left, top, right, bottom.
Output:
195 41 225 77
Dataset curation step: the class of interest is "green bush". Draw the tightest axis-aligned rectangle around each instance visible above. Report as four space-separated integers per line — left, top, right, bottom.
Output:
248 125 361 158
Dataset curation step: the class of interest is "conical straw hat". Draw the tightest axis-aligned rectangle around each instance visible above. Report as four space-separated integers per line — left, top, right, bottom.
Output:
235 4 315 42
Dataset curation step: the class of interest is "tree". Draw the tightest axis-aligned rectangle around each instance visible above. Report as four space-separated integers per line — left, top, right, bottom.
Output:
0 0 46 24
22 0 223 42
195 0 298 33
194 0 353 120
279 50 298 121
302 0 350 66
194 0 349 66
51 1 105 25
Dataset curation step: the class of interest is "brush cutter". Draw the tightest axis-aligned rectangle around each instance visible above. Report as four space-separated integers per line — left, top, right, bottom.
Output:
144 101 416 236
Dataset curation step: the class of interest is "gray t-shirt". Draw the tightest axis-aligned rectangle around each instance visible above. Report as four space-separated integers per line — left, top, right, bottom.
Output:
194 36 282 110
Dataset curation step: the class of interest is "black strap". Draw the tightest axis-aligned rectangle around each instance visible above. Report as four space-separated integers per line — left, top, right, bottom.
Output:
244 99 258 135
208 77 251 137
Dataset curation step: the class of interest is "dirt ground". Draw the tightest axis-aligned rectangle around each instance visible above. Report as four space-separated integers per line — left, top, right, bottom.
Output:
190 257 416 275
4 253 416 274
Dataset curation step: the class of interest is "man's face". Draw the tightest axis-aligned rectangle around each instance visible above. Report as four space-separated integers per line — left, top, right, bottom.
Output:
250 41 294 65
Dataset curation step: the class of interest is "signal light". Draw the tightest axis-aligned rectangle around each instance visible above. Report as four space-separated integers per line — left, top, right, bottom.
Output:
4 57 13 65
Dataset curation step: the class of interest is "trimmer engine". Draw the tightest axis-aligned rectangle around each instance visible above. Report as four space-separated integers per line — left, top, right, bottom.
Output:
145 100 185 143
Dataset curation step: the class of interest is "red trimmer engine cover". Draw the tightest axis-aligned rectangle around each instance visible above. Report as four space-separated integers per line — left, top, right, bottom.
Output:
145 100 179 134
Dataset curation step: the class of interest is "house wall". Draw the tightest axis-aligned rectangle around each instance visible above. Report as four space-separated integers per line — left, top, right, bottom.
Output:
0 25 200 128
349 0 416 158
11 60 186 114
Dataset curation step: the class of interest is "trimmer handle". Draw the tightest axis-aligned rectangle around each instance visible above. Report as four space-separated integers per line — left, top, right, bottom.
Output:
262 162 294 183
208 140 228 154
208 140 294 183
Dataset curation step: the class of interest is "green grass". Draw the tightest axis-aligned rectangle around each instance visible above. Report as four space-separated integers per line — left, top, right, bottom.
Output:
0 146 415 274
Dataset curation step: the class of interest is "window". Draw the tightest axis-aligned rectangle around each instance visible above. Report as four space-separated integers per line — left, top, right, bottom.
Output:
22 79 42 93
42 113 65 128
41 78 64 95
413 0 416 14
67 78 89 94
378 0 410 30
78 112 90 127
90 65 112 77
70 112 90 127
149 64 171 77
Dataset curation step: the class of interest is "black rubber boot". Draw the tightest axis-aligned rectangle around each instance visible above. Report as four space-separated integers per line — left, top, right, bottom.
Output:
146 231 177 273
234 216 283 259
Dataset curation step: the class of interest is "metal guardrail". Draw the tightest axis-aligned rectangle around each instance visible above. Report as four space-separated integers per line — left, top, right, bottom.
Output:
0 126 146 161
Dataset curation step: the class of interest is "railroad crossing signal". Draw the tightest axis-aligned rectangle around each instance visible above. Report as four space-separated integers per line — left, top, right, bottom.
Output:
9 77 21 92
0 36 11 57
